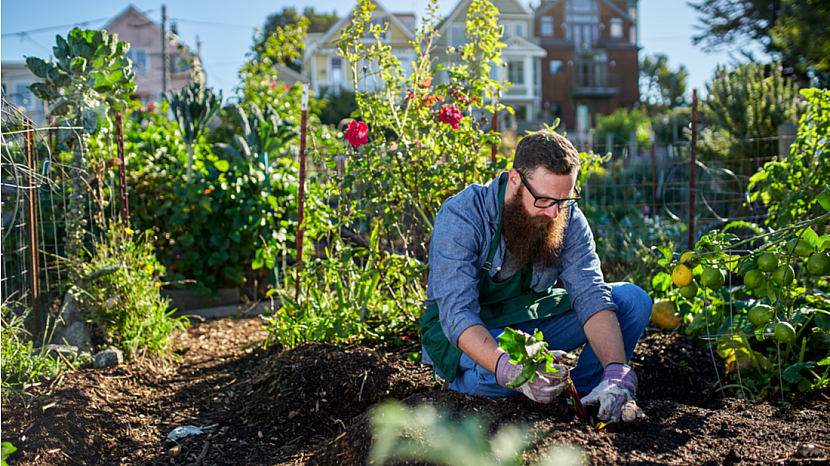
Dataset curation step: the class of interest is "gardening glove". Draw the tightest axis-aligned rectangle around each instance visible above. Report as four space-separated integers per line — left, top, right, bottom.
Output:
581 363 644 423
495 351 570 403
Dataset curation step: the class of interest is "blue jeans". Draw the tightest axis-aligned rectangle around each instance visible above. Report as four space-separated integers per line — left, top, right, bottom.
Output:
447 282 652 396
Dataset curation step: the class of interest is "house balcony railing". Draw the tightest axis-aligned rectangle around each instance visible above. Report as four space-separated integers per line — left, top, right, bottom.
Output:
570 71 620 96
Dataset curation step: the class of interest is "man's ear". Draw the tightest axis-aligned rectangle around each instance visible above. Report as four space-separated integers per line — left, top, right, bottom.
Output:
508 168 520 188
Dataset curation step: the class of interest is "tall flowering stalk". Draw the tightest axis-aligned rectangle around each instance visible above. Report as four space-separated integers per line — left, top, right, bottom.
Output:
333 0 511 261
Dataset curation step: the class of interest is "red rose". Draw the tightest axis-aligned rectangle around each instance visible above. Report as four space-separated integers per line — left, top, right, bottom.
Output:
344 120 369 147
147 102 155 112
438 104 463 130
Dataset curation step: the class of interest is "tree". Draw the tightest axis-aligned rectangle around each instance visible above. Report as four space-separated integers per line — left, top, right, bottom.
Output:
689 0 780 54
639 54 689 113
689 0 830 84
259 7 340 71
770 0 830 81
698 61 802 161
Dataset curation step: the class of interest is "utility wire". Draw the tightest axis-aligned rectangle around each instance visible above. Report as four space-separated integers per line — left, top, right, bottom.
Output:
1 17 112 37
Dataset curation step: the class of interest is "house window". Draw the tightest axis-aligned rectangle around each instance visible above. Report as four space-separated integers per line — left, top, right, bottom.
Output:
515 22 525 38
13 83 37 111
125 48 149 75
368 17 388 40
507 61 524 84
451 24 466 48
330 57 343 89
540 16 553 36
549 60 563 75
400 56 413 79
610 18 623 38
629 25 637 44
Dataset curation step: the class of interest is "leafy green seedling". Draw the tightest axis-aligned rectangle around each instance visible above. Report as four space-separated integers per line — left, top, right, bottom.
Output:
497 327 559 389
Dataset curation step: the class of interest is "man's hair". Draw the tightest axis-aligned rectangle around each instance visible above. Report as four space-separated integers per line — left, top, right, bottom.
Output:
513 130 580 176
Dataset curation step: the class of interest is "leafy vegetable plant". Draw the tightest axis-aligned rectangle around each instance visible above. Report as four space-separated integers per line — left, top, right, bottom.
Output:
497 327 558 389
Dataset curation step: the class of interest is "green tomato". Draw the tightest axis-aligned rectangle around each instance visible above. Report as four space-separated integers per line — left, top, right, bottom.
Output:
774 321 795 343
748 304 774 326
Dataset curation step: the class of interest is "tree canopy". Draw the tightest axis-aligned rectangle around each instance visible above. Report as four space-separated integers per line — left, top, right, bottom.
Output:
689 0 830 84
259 7 340 71
639 54 688 113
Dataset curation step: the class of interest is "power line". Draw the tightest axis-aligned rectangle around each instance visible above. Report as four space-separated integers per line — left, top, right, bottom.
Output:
1 9 159 38
1 17 112 37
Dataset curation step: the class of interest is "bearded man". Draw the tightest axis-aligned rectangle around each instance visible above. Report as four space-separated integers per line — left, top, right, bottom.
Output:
420 130 652 423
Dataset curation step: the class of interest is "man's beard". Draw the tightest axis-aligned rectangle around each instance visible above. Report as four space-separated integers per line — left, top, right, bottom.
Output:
501 185 569 268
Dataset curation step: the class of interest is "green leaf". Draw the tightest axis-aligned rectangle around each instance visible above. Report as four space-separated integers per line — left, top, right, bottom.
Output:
817 186 830 212
652 271 672 292
25 56 54 78
214 160 230 172
82 109 98 134
48 97 71 116
70 56 87 73
815 311 830 332
28 83 58 101
782 362 815 384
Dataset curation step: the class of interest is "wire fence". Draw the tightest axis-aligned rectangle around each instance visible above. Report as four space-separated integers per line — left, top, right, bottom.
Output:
581 138 783 267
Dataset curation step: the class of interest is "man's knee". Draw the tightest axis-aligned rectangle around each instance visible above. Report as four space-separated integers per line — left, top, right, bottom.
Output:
611 282 652 328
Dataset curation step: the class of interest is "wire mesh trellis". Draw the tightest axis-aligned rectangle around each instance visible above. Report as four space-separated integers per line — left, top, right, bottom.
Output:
2 94 135 335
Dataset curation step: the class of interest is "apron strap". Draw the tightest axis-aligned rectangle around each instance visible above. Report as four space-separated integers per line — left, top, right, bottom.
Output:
483 179 507 273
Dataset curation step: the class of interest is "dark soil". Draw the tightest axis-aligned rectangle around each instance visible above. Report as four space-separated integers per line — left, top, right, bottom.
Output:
2 318 829 466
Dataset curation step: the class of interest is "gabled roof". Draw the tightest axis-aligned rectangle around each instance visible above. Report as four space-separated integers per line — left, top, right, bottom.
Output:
316 0 416 46
102 4 159 33
536 0 635 23
102 4 195 54
437 0 532 38
501 35 547 56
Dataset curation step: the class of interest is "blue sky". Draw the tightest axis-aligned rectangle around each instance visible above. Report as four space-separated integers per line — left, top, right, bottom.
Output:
1 0 762 101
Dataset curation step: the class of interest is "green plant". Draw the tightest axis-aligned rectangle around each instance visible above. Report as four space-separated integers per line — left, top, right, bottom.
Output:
26 28 135 279
749 88 830 229
263 224 423 349
1 304 78 401
369 400 582 466
1 442 16 466
699 61 802 161
594 108 651 150
80 224 189 361
168 79 222 183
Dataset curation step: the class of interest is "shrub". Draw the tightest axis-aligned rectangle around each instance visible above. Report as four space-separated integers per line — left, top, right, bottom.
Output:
80 224 188 361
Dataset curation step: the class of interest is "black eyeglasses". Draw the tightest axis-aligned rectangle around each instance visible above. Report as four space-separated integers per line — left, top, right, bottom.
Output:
518 172 581 209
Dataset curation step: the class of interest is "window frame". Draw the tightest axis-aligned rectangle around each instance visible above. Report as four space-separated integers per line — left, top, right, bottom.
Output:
125 47 150 75
610 18 623 39
540 16 554 36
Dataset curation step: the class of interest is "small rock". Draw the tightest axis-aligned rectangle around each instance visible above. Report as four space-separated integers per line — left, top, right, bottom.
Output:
168 445 181 458
94 347 124 369
798 444 825 459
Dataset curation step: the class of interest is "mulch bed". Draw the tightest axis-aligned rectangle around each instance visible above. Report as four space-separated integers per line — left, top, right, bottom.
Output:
2 317 829 465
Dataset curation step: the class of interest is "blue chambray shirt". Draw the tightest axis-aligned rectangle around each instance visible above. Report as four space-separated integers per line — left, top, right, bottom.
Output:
423 171 617 366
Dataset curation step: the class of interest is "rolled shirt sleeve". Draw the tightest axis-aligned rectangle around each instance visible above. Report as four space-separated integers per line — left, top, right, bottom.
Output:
557 206 617 327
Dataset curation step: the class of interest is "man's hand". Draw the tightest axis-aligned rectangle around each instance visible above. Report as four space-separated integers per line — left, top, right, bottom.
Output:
495 352 569 403
581 363 644 422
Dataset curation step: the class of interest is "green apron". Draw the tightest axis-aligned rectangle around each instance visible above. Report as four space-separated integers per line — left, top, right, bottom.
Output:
420 180 572 382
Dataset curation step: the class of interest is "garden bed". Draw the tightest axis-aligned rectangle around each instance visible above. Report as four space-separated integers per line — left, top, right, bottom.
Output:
2 316 828 465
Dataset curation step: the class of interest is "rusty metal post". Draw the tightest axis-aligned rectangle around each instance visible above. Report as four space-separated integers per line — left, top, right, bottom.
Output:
295 84 309 300
689 90 698 250
25 121 42 335
115 110 129 227
650 140 658 215
490 94 499 164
